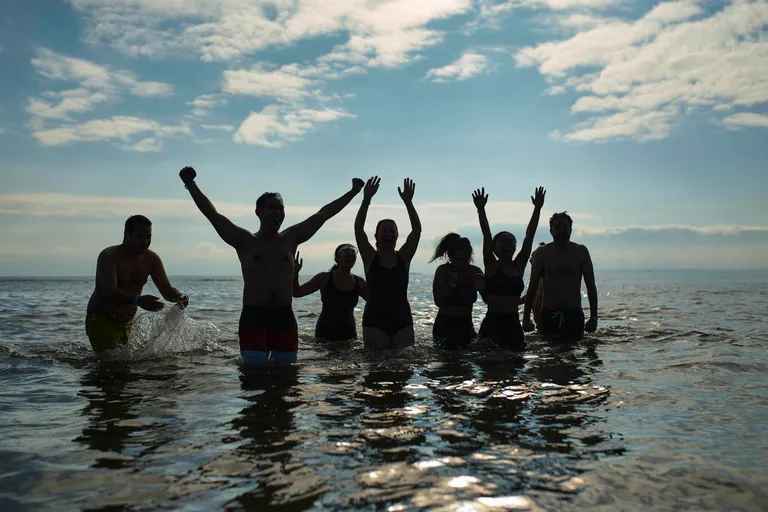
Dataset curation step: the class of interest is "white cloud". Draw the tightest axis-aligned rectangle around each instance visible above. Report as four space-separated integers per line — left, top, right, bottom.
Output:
186 94 223 118
426 52 489 82
32 116 190 147
200 124 234 132
121 137 164 152
70 0 474 67
722 112 768 129
130 81 173 97
514 0 768 142
233 105 354 148
223 63 318 101
26 88 110 121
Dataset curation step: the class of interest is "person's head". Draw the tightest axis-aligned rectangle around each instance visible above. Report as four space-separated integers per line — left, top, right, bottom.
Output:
429 232 473 266
530 242 546 264
331 243 358 271
374 219 398 249
255 192 285 232
492 231 517 259
549 212 573 243
123 215 152 254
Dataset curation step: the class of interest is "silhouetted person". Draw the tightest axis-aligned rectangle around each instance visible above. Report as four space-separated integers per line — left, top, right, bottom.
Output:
523 212 598 341
292 244 369 341
179 166 363 364
473 186 546 349
85 215 188 352
354 177 422 350
430 233 484 349
520 242 547 330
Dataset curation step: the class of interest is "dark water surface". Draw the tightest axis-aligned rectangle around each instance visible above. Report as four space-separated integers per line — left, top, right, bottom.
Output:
1 270 767 511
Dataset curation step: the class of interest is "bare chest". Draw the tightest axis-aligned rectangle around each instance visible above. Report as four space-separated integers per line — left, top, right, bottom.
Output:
239 239 294 274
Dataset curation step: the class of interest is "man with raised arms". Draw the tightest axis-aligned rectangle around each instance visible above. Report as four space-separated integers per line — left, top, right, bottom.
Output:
86 215 189 353
179 166 364 364
522 212 598 341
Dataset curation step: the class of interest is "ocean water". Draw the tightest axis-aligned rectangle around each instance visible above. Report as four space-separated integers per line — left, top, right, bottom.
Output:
1 270 767 511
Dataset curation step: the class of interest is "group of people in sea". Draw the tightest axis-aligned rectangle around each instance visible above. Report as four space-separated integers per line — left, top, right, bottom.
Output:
85 167 598 365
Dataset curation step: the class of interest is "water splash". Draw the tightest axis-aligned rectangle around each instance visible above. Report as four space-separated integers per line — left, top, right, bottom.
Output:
102 305 230 362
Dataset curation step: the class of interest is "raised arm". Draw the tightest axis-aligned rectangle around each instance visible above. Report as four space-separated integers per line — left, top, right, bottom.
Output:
284 178 364 247
397 178 421 263
96 249 164 311
581 245 598 332
149 251 188 307
514 186 546 271
355 176 379 269
179 167 251 249
522 249 544 331
473 188 495 269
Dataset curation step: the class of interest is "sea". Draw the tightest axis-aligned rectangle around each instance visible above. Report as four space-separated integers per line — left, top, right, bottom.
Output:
1 270 767 511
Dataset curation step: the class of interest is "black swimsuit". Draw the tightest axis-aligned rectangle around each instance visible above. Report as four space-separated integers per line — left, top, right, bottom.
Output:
433 272 478 350
362 252 413 337
315 273 361 342
479 262 525 349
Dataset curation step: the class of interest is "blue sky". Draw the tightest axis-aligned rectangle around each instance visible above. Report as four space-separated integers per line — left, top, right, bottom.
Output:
1 0 767 276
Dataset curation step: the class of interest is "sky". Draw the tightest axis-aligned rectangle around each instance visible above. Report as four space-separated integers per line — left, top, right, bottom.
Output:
0 0 767 276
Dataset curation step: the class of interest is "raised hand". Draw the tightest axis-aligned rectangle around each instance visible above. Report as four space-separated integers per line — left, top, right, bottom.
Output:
363 176 380 201
137 294 165 312
472 188 488 210
179 166 196 185
351 178 364 193
398 178 415 204
294 251 303 276
531 186 546 209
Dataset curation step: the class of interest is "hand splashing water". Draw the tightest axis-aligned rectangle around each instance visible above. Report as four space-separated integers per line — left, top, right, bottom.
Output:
101 304 228 362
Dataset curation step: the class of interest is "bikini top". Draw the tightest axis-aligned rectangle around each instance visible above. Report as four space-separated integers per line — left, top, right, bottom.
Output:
484 261 525 297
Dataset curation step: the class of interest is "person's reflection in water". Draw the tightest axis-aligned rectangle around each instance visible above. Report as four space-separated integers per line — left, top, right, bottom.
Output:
76 363 142 468
230 364 307 509
355 365 417 463
470 354 528 446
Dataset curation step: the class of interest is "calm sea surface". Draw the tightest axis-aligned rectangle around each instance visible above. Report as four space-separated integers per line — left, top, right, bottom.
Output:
1 270 767 511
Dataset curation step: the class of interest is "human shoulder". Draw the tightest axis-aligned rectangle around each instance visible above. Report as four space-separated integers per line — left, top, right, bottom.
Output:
470 264 483 274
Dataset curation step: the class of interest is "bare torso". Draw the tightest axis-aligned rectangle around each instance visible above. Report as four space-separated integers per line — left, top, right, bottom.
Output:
87 246 154 321
538 242 586 310
238 232 296 306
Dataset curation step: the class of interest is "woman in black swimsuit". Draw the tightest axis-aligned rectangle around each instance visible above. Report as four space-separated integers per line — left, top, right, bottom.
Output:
292 244 369 341
430 233 485 349
354 176 422 350
472 186 546 349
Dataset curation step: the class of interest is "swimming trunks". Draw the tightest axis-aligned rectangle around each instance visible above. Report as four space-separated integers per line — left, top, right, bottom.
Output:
239 305 299 364
85 314 132 352
484 262 525 297
433 312 476 350
540 308 585 341
315 273 361 342
478 311 525 350
362 252 413 337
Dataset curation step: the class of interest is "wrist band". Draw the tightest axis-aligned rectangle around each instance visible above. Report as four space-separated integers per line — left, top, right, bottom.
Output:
133 295 139 305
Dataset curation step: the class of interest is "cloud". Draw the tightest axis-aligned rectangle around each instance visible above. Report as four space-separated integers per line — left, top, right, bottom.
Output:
233 105 355 148
223 63 318 101
130 81 173 97
514 0 768 142
425 52 489 82
31 116 190 148
70 0 474 67
186 94 224 118
120 136 163 152
200 124 234 132
723 112 768 129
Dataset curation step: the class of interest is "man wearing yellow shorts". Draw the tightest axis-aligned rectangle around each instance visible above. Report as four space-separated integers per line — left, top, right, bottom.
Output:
85 215 189 352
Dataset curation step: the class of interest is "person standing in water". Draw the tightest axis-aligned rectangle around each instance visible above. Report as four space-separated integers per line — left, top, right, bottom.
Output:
85 215 189 353
292 244 369 342
430 233 485 349
354 176 422 350
520 242 547 330
179 166 364 365
473 186 546 349
523 212 598 341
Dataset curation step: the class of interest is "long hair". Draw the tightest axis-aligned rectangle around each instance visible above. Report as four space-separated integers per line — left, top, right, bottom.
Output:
429 232 473 263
